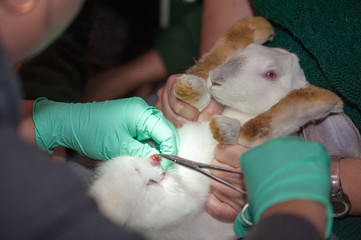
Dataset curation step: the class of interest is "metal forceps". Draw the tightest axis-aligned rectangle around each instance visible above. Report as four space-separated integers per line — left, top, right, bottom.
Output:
155 154 247 195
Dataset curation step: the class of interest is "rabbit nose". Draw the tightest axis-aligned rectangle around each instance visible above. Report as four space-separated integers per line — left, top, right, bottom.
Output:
210 55 245 85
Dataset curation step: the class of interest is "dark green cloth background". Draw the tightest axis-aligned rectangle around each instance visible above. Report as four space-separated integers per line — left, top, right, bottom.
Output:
252 0 361 239
155 1 202 75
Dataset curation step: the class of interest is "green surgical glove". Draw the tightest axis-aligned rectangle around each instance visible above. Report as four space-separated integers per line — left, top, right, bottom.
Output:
234 137 333 238
33 97 179 170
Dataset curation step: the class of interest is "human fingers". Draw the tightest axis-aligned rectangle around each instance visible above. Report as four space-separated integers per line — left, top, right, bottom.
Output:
206 193 240 223
198 99 224 122
133 102 180 156
145 112 179 152
149 113 180 171
213 144 249 169
154 75 190 127
118 136 159 159
207 179 247 222
154 87 164 110
205 144 249 221
208 157 247 217
155 75 199 127
211 144 248 208
210 157 244 190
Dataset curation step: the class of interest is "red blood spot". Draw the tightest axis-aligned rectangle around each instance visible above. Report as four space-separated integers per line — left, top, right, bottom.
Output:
149 154 161 162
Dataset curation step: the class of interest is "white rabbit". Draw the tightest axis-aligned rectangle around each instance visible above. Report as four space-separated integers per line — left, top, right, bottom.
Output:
89 43 313 240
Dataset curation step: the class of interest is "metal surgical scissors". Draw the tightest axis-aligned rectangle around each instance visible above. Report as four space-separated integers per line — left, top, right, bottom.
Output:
155 154 247 195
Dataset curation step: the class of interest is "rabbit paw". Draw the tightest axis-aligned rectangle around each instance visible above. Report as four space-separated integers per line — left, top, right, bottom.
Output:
222 17 274 48
174 74 211 111
209 115 241 144
246 17 275 44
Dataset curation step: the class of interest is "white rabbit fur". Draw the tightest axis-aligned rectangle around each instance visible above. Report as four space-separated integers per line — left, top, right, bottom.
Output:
89 43 309 240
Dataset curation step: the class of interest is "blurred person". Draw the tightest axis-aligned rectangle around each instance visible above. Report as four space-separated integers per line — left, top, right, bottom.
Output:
84 0 253 101
0 0 145 238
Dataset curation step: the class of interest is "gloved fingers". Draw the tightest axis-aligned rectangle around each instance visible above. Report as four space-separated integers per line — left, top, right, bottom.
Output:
153 117 180 171
130 99 179 170
208 180 246 214
234 204 253 237
240 136 330 178
126 137 175 171
154 116 180 154
126 138 160 159
240 137 330 205
206 186 246 222
238 136 332 237
137 108 180 155
160 158 175 171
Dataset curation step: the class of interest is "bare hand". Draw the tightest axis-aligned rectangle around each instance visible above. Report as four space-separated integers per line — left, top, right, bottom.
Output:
206 144 249 222
154 74 224 127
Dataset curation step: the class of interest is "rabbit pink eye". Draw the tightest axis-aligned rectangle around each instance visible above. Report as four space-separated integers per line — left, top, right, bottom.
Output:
264 71 277 79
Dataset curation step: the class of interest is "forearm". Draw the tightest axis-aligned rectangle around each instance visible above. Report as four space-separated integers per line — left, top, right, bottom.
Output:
247 211 323 240
340 157 361 215
107 49 167 88
261 200 327 238
19 100 36 145
19 100 67 163
206 144 248 222
200 0 254 55
85 49 167 101
125 49 167 84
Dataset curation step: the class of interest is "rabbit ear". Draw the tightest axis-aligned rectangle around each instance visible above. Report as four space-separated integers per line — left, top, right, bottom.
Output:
302 112 361 158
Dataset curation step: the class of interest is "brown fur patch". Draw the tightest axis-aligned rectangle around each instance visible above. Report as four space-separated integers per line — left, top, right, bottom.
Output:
174 80 201 105
209 118 224 143
238 85 343 146
271 85 343 115
185 17 274 80
239 114 272 142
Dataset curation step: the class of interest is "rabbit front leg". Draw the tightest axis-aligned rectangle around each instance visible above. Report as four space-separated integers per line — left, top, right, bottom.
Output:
209 114 274 147
210 85 344 147
209 115 241 144
186 17 274 80
174 74 211 112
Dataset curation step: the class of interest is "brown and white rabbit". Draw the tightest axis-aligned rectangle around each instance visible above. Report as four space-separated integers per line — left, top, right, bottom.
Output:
89 42 312 240
89 17 360 240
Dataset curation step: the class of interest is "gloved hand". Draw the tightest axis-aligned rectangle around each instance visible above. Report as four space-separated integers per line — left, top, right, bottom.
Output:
234 136 333 238
33 97 179 170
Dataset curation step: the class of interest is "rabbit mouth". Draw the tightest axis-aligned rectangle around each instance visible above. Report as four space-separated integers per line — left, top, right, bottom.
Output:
147 172 167 186
147 179 159 185
146 154 169 186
